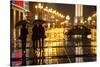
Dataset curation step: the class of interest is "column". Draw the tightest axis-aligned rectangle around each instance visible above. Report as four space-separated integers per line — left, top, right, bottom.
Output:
74 4 84 62
13 8 16 48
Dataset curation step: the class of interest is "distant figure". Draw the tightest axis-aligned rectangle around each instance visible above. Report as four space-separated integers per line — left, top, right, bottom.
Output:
39 24 46 64
19 24 28 65
32 23 40 64
39 24 46 47
32 23 40 50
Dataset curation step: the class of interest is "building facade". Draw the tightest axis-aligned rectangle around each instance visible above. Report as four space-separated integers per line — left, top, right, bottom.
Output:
11 0 29 49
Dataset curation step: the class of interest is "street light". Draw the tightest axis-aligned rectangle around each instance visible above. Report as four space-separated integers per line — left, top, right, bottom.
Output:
44 6 48 11
88 16 92 21
38 3 42 7
92 13 96 17
66 15 70 20
35 5 37 9
35 14 38 20
88 16 92 25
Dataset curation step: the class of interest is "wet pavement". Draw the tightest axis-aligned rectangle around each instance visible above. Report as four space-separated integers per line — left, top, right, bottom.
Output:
11 28 96 66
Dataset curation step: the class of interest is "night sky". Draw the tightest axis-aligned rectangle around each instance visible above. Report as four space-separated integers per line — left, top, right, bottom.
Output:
29 2 96 23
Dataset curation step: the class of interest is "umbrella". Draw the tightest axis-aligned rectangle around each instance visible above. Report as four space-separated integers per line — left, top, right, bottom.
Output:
15 20 29 28
33 19 46 24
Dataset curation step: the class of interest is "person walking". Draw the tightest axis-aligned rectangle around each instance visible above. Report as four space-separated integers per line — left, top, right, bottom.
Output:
19 23 28 66
39 24 46 64
32 23 40 65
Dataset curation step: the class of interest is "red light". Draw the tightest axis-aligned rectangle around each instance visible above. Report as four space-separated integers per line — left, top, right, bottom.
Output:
16 53 22 58
15 0 24 8
16 61 22 65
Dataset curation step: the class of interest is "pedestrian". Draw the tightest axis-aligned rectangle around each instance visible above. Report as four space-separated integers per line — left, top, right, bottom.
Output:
39 24 46 64
19 23 28 66
32 23 40 64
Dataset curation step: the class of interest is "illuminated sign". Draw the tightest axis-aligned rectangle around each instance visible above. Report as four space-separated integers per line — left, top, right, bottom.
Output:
11 0 25 8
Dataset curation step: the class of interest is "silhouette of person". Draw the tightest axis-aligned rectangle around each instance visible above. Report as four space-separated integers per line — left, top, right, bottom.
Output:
32 23 40 65
38 24 46 64
19 23 28 65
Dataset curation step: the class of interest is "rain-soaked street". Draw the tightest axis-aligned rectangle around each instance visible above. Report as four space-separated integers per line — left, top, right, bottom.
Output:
11 27 96 65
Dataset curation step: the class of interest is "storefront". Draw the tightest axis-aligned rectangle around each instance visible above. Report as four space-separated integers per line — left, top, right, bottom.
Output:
11 1 29 49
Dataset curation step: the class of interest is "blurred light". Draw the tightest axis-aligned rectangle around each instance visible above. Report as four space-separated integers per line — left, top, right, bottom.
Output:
84 20 87 23
87 34 91 39
16 53 22 58
35 5 37 8
56 19 58 22
16 61 22 65
66 15 70 20
92 13 96 17
35 14 38 20
88 16 92 21
53 23 55 25
39 5 43 9
61 22 64 25
51 15 54 19
80 19 83 23
48 23 50 28
38 3 42 6
75 18 78 24
53 10 56 14
48 8 53 13
44 7 48 11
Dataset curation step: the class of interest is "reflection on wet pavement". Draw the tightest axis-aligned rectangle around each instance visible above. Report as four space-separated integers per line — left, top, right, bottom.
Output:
11 28 96 66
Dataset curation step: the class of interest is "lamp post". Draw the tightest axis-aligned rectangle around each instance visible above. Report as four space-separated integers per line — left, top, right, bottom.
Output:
66 15 70 20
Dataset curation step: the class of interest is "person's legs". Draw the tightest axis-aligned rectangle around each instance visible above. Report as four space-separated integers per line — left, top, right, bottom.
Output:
41 38 44 64
35 40 38 64
22 39 26 65
32 40 38 65
39 39 41 64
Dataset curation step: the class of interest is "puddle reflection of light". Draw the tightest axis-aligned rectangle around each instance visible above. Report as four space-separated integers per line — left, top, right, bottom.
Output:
91 29 96 40
44 28 65 64
91 41 96 54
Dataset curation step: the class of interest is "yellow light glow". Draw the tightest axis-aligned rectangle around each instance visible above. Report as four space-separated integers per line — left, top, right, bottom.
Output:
35 5 37 8
44 7 48 11
92 13 96 17
51 15 54 19
45 28 64 41
48 8 53 13
56 19 58 22
38 3 42 6
88 16 92 21
35 14 38 20
38 3 43 9
53 10 56 14
66 15 70 20
45 6 48 9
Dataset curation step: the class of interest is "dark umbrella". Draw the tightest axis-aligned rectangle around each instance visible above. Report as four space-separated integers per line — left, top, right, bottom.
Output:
15 20 29 28
33 19 46 24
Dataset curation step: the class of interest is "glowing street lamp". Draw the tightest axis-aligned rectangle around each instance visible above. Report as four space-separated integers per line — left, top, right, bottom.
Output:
38 3 42 7
88 16 92 21
35 14 38 20
66 15 70 20
88 16 92 24
92 13 96 17
44 6 48 11
35 5 37 8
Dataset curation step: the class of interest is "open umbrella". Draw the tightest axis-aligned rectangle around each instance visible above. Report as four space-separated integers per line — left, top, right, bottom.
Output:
15 20 29 28
33 19 46 24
